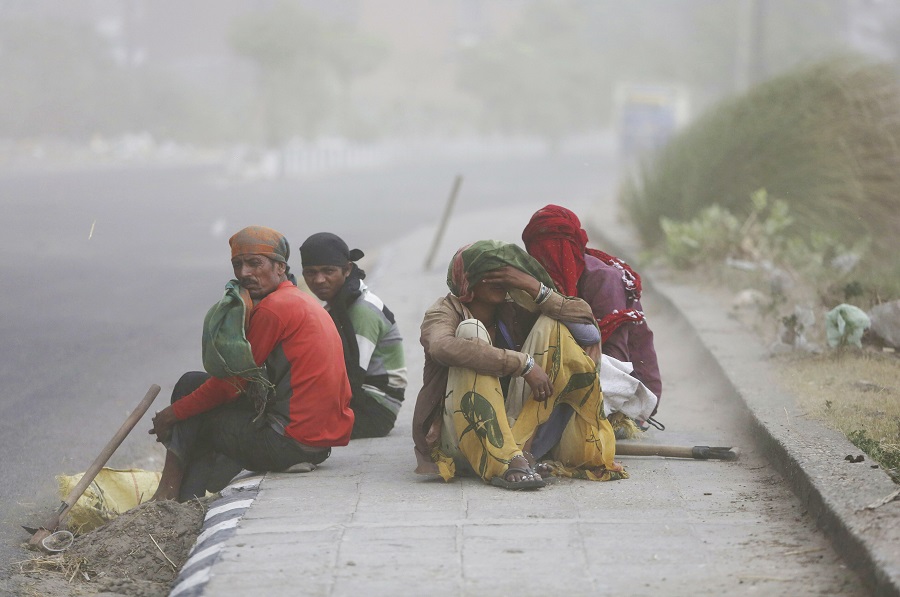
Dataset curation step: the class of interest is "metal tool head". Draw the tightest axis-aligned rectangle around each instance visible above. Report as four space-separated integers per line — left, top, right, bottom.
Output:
692 445 740 461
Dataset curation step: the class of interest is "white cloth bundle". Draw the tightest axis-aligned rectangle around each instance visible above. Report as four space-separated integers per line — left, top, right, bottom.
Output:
598 354 658 420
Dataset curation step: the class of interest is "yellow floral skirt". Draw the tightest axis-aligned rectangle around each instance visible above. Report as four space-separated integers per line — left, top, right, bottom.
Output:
435 316 627 483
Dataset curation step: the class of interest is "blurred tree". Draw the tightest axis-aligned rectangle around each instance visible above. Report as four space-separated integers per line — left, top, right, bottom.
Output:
0 17 234 143
454 0 850 142
581 1 846 110
0 18 126 138
456 1 605 142
228 2 386 146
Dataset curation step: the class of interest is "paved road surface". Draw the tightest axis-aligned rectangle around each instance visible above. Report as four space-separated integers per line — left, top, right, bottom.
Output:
0 153 614 572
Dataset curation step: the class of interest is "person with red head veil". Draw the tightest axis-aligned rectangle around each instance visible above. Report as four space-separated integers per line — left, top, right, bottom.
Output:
522 205 663 427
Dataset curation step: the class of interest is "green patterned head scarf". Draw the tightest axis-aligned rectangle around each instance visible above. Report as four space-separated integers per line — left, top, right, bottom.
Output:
446 240 556 303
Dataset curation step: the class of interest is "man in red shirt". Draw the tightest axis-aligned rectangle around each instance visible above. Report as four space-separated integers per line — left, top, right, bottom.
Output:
149 226 354 501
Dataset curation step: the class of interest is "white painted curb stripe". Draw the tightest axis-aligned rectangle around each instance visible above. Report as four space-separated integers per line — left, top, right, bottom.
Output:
169 567 211 597
182 542 225 570
206 498 255 519
194 517 239 545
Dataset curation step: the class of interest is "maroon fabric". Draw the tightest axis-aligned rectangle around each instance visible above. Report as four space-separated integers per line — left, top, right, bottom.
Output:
579 255 662 406
525 206 662 410
587 248 642 302
598 309 646 343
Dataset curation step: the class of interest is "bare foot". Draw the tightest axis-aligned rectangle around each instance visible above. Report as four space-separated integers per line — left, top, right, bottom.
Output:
506 454 543 484
522 450 553 478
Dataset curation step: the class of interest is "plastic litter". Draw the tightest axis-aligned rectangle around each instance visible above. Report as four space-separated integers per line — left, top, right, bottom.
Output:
41 530 74 552
825 303 870 348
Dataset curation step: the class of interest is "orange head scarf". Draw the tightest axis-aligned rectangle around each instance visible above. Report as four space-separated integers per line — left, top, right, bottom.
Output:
229 225 291 266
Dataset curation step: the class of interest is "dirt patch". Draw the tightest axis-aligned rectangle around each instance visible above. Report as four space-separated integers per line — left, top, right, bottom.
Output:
5 498 210 597
676 266 900 477
775 350 900 477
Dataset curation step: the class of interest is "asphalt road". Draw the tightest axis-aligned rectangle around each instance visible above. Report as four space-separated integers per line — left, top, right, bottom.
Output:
0 152 616 572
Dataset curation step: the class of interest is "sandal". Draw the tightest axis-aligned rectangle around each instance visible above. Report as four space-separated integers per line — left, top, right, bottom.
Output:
490 465 546 490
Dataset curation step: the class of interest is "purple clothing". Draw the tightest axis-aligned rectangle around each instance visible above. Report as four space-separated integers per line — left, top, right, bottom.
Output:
578 254 662 411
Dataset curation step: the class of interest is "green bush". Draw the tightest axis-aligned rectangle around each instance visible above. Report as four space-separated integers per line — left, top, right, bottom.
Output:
621 56 900 299
660 188 831 268
660 204 741 269
658 187 882 315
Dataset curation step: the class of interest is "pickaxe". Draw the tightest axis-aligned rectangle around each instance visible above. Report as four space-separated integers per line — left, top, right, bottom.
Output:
24 384 160 551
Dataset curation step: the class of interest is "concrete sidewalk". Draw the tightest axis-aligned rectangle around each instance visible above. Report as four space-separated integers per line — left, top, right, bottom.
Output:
171 202 891 597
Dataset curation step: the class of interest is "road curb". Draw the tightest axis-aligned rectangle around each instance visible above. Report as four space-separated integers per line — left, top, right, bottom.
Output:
169 472 264 597
585 217 900 596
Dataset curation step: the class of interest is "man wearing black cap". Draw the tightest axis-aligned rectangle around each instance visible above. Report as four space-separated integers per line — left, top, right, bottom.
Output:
300 232 407 438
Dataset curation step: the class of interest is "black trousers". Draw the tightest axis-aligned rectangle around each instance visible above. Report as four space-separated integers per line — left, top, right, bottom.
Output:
167 371 330 501
349 392 397 439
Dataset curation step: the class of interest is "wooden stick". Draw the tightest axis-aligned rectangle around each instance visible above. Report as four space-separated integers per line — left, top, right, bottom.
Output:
616 442 739 461
27 384 161 550
423 174 463 271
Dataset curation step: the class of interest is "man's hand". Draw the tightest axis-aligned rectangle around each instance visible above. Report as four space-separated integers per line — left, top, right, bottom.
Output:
479 266 541 299
585 342 601 366
149 406 178 444
523 363 553 402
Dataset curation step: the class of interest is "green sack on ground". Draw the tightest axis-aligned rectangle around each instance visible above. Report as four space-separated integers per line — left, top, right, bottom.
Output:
825 303 870 348
56 467 161 534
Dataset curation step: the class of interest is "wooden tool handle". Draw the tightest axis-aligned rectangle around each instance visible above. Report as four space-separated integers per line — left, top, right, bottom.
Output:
616 443 695 458
28 384 161 550
617 442 739 461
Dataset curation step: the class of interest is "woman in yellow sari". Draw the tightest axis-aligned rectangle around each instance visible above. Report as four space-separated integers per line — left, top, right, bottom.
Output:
411 240 627 490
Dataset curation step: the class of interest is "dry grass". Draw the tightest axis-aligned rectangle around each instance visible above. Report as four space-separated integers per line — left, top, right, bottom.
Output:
775 350 900 478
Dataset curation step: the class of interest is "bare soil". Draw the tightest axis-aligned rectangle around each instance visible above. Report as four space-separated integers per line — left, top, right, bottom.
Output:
4 498 209 597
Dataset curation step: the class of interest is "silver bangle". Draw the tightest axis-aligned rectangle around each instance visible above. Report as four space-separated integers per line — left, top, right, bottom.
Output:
521 354 535 376
534 283 551 304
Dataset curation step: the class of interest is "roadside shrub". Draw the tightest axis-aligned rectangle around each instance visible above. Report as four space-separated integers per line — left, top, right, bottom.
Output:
660 204 740 269
621 55 900 299
660 188 801 269
660 188 866 293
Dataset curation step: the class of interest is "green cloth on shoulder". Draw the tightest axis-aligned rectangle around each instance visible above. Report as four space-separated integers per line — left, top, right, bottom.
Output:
202 280 257 378
201 280 272 413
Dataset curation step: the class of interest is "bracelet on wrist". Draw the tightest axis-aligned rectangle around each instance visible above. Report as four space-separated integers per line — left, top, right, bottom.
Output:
535 283 552 304
521 354 535 376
